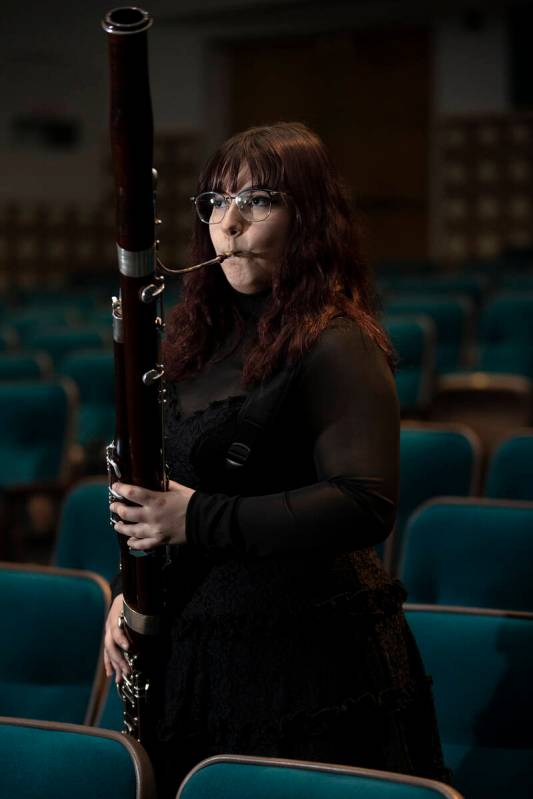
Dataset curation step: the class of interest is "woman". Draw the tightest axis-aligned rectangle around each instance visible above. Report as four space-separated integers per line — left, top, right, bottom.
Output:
104 122 449 796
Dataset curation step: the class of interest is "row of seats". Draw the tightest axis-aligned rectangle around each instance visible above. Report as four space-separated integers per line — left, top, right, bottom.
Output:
53 479 533 614
0 561 528 799
385 309 533 414
0 719 463 799
1 370 531 498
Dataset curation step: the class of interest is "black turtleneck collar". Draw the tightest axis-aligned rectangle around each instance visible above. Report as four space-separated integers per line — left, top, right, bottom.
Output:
231 286 271 321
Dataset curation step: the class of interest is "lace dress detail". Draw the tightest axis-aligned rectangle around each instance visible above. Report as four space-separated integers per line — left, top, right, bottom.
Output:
165 381 246 489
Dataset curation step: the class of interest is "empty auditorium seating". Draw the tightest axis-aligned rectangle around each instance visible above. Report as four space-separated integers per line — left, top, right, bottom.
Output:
399 498 533 611
484 430 533 501
0 563 109 724
386 425 481 573
54 478 118 582
406 605 533 799
384 315 436 414
177 754 462 799
0 717 156 799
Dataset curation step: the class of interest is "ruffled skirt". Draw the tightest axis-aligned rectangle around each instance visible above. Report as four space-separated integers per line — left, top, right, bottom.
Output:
153 553 451 797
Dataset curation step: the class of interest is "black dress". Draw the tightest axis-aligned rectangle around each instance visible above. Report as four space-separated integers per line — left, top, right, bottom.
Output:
143 289 450 795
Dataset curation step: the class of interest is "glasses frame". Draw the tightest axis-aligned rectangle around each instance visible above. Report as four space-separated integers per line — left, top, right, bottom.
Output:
190 189 288 225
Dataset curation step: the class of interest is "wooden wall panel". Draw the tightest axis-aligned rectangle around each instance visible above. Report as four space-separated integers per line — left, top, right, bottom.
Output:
224 28 431 263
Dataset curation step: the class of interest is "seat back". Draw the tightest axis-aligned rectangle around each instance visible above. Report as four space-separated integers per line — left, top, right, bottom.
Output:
385 295 472 372
389 426 481 574
54 478 119 582
485 430 533 500
0 563 109 724
178 754 463 799
0 379 77 486
480 292 533 346
59 350 115 446
25 327 108 368
384 315 435 414
0 717 156 799
0 352 52 380
400 498 533 611
95 676 125 732
406 605 533 799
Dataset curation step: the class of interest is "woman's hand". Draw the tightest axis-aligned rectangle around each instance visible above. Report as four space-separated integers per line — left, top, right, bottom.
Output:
110 480 195 550
104 593 128 684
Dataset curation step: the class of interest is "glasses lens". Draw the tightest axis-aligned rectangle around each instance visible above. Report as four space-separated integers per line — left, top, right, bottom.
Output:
236 190 272 222
195 192 226 224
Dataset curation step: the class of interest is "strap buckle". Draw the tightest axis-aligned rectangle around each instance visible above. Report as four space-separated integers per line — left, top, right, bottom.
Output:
225 441 251 469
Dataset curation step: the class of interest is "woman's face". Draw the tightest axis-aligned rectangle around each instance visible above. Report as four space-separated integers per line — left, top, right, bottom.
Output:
208 165 292 294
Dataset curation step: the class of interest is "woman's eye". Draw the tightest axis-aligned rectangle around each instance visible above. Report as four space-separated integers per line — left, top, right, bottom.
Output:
212 197 225 208
250 193 269 206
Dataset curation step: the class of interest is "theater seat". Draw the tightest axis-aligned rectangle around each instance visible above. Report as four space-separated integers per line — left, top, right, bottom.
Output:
0 563 109 725
384 315 436 415
0 717 156 799
177 754 462 799
54 478 119 583
386 425 481 574
400 498 533 612
406 605 533 799
484 430 533 501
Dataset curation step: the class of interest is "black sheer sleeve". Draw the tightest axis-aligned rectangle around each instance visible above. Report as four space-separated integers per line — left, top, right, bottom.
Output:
186 320 400 556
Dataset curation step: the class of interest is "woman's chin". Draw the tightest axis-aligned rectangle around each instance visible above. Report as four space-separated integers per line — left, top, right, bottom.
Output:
222 263 271 294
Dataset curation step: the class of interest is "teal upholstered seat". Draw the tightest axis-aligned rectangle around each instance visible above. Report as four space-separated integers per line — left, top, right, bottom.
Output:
0 717 156 799
477 343 533 378
59 349 115 447
384 315 435 414
20 288 97 314
388 425 481 574
11 310 81 344
0 563 109 724
406 605 533 799
400 498 533 611
25 327 109 369
485 431 533 500
54 478 119 582
177 755 462 799
0 379 77 487
0 351 52 380
480 292 533 346
385 295 472 372
96 676 125 732
476 293 533 377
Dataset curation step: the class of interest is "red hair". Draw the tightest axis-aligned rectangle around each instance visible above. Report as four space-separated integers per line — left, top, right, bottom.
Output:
164 122 393 384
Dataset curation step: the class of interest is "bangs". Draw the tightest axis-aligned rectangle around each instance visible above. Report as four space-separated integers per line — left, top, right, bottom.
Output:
200 131 286 193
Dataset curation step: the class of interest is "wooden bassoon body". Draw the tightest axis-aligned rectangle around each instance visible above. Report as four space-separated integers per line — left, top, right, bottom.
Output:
102 5 167 752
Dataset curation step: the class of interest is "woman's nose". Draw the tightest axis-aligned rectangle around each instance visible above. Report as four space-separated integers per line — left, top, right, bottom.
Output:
221 199 245 236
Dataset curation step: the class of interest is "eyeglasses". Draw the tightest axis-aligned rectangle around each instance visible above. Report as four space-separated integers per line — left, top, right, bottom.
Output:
190 189 287 224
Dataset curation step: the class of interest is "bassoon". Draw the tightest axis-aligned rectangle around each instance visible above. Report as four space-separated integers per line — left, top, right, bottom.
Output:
102 5 227 751
102 6 166 751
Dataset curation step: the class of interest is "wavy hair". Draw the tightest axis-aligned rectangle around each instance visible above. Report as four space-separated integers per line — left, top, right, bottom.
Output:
164 122 393 384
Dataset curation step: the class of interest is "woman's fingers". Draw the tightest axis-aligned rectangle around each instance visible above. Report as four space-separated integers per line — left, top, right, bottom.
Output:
112 482 153 506
104 595 130 683
114 520 153 541
110 502 146 523
127 535 160 551
105 631 128 682
104 648 112 678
